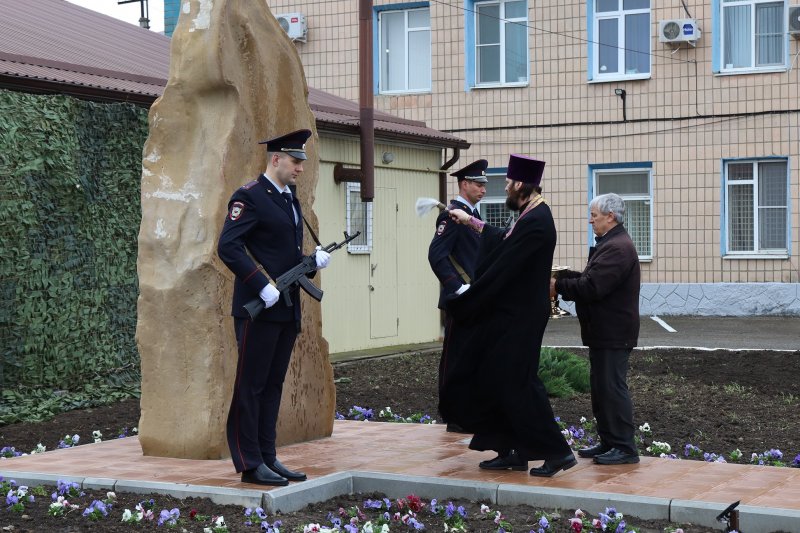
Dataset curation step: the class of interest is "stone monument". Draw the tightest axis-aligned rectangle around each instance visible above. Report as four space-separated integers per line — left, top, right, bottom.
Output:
136 0 334 459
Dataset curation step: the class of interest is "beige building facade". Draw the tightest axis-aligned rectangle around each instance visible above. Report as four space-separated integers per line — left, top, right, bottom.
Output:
270 0 800 315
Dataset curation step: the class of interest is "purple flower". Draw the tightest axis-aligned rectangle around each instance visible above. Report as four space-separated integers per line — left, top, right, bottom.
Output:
539 515 549 529
363 499 383 509
792 454 800 467
768 449 783 461
335 412 345 420
457 505 467 518
6 491 19 506
615 520 627 533
445 502 456 518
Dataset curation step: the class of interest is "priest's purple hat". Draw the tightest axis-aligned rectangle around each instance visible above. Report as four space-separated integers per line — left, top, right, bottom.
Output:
507 154 545 186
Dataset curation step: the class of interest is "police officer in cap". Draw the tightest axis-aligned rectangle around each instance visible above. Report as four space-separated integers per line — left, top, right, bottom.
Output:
217 129 331 486
427 159 487 431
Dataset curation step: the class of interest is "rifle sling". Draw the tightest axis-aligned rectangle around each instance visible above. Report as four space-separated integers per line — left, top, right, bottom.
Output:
449 255 471 284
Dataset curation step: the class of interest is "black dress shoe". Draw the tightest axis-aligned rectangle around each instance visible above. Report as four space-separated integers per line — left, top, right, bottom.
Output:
530 453 577 477
478 450 527 471
241 464 288 486
446 423 470 434
593 448 640 465
266 459 307 481
577 443 611 458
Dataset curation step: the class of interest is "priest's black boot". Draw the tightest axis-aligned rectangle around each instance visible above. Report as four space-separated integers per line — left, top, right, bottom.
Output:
529 453 577 477
478 450 527 471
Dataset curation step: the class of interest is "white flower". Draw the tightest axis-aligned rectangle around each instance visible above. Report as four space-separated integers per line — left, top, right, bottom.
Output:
31 443 46 454
106 491 116 501
380 524 390 533
480 504 491 514
92 430 103 443
580 416 587 424
638 422 651 432
122 509 132 522
132 427 138 434
214 515 226 527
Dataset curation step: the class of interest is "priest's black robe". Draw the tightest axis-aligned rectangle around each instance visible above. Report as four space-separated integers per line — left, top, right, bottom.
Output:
439 201 571 461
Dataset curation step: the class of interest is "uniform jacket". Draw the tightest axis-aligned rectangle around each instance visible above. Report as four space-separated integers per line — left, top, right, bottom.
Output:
556 223 640 349
427 199 481 309
218 174 311 323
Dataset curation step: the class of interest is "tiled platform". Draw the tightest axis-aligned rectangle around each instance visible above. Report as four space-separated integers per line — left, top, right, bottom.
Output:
2 421 799 526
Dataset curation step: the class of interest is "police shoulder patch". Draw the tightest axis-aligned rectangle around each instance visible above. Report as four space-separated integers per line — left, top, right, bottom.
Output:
229 201 245 221
241 180 258 190
436 220 447 235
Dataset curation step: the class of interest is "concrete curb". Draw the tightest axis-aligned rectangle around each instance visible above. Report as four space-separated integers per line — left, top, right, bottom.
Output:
2 468 796 532
496 484 671 521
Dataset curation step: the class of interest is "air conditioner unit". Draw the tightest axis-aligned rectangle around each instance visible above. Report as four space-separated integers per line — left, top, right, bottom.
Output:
658 19 701 44
276 13 307 42
789 6 800 38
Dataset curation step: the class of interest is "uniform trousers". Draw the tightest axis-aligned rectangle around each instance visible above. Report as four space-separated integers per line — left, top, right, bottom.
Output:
588 347 636 455
227 317 298 473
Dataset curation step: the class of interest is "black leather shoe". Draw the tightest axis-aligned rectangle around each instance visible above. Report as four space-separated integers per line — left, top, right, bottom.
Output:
530 453 577 477
446 423 470 434
267 459 307 482
478 450 527 471
577 443 611 458
593 448 640 465
241 464 288 486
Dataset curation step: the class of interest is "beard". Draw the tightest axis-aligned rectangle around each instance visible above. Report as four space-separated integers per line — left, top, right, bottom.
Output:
505 188 522 211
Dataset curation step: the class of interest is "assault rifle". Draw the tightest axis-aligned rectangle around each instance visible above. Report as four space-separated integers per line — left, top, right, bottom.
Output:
243 231 360 320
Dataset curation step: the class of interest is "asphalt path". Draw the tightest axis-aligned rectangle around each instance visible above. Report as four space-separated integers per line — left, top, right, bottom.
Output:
543 315 799 351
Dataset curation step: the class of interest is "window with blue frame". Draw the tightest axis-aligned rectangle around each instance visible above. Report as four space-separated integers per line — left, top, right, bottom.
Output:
723 159 788 255
589 0 650 81
718 0 785 72
378 6 431 93
478 171 517 225
468 0 529 87
591 164 652 259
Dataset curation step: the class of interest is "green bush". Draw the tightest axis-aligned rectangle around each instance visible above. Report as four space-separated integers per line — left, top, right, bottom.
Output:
539 347 590 398
0 89 147 404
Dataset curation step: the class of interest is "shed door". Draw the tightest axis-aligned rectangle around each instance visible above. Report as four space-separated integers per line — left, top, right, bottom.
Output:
369 187 398 339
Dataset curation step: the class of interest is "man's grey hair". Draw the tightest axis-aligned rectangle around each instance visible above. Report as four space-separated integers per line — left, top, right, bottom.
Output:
591 193 625 223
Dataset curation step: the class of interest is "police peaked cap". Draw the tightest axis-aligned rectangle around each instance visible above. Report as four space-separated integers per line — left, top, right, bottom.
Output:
506 154 545 187
450 159 489 183
259 129 312 160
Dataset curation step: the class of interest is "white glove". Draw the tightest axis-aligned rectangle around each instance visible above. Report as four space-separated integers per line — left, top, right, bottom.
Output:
315 246 331 270
455 284 470 295
259 284 280 309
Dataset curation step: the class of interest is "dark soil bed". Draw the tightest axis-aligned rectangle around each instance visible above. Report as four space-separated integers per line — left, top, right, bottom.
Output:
1 348 798 532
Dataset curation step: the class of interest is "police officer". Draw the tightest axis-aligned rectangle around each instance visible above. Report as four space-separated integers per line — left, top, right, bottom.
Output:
217 129 331 486
427 159 487 431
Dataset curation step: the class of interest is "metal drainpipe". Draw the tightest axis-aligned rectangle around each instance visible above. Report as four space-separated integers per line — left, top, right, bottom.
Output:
439 148 461 205
359 0 375 202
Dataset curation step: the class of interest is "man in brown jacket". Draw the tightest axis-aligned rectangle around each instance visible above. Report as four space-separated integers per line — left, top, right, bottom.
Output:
551 193 640 465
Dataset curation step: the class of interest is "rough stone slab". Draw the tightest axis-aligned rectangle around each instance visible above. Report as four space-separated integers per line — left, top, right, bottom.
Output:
670 500 800 533
351 472 497 503
498 485 670 520
114 480 262 507
82 477 117 491
262 472 353 514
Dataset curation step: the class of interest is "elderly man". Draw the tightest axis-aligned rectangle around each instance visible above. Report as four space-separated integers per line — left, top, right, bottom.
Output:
218 129 331 485
439 154 576 478
551 192 640 465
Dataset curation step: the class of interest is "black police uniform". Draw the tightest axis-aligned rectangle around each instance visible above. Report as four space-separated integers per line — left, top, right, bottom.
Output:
217 130 311 475
427 159 487 397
